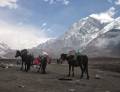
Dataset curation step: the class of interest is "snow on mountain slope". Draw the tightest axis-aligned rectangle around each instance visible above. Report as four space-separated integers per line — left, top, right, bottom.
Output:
98 17 120 35
0 41 11 58
62 16 109 49
83 29 120 57
32 16 111 57
82 17 120 57
32 16 120 58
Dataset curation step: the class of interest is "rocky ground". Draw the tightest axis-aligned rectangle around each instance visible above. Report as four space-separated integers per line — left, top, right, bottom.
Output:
0 59 120 92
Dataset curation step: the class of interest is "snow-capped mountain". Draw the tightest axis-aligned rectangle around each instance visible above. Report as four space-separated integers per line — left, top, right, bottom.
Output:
0 42 11 58
32 16 111 57
83 28 120 57
61 16 109 50
32 16 120 58
82 17 120 57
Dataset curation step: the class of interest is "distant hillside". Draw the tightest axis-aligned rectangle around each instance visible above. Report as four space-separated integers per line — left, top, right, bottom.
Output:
0 42 12 58
83 29 120 58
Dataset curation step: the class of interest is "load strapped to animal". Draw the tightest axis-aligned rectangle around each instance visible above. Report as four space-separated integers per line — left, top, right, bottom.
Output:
68 49 81 56
37 51 51 74
68 50 81 66
33 57 41 65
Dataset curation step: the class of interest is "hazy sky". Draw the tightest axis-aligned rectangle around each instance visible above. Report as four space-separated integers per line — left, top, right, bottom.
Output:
0 0 120 49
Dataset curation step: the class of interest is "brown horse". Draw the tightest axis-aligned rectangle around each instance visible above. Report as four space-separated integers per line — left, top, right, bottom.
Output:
60 53 89 79
15 49 34 72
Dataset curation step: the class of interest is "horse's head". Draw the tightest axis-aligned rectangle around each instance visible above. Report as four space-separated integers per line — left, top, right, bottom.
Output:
60 53 67 61
15 50 21 58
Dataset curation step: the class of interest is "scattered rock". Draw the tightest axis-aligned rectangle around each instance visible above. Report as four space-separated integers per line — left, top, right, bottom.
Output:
7 64 14 68
5 66 8 69
105 90 110 92
95 74 101 79
75 80 80 82
58 77 72 81
18 85 25 88
68 89 76 92
0 63 7 68
0 63 15 69
74 80 80 85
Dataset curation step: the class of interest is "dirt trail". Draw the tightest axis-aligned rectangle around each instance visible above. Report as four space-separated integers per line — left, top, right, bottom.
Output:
0 62 120 92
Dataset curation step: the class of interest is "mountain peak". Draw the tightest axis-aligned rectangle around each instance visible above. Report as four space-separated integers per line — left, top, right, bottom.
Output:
89 14 114 24
64 16 109 41
32 15 120 58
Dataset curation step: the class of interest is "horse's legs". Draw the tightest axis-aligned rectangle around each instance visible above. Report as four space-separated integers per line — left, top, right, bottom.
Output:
68 64 71 77
86 64 90 80
24 63 27 72
26 63 31 72
60 60 63 64
21 61 23 70
80 71 84 79
72 66 74 77
42 63 47 74
40 65 43 73
80 64 84 79
81 63 90 79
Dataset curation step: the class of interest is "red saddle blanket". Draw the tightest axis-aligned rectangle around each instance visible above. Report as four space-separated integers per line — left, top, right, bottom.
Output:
33 57 41 65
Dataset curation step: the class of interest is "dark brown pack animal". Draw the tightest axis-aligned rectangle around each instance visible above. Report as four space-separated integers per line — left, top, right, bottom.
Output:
15 49 34 72
60 53 89 79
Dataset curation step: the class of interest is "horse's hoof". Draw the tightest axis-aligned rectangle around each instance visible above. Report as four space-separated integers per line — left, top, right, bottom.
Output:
72 74 74 77
87 76 90 80
80 76 83 79
80 77 82 79
67 74 70 77
42 73 46 74
42 71 46 74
